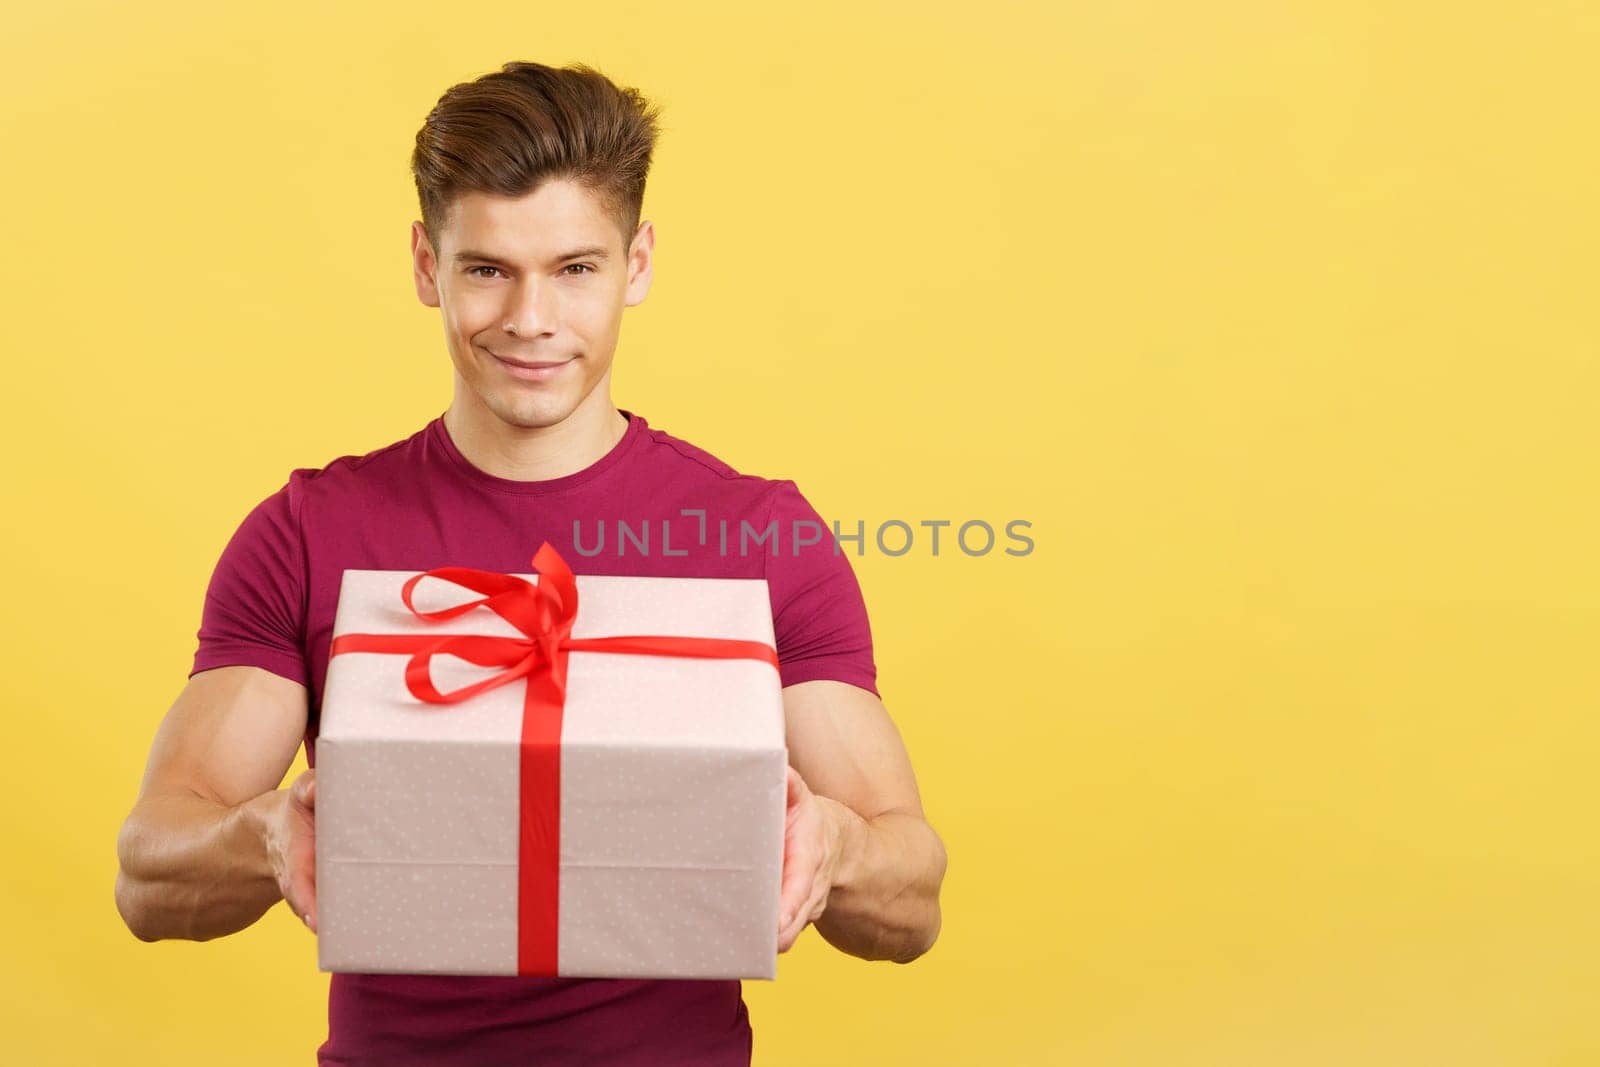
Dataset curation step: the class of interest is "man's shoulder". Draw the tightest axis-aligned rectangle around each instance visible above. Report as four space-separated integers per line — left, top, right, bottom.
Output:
279 422 432 498
632 416 794 507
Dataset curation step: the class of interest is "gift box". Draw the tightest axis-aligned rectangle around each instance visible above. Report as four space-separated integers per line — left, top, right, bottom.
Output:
314 543 788 979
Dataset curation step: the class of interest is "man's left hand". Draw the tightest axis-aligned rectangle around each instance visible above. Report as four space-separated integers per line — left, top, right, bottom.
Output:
777 764 845 953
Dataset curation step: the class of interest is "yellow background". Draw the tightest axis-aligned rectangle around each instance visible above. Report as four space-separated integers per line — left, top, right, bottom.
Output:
5 2 1597 1063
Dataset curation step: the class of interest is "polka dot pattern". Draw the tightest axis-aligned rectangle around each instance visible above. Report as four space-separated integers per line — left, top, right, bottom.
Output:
316 569 787 979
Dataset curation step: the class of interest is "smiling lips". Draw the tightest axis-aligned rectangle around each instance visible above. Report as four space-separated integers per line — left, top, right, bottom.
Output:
493 353 574 380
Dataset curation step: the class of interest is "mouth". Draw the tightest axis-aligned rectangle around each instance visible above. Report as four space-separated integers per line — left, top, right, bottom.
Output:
491 351 575 381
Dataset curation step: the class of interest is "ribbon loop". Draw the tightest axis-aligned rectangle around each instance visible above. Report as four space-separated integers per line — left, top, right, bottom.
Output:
378 552 578 702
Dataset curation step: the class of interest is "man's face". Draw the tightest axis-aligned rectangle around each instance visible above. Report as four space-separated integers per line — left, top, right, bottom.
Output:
411 179 653 430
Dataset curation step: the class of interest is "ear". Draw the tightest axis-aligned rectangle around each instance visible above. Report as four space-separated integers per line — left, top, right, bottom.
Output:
623 220 655 308
411 221 441 308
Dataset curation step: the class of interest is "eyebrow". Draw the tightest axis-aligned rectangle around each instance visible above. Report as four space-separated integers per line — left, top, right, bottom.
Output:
452 246 611 267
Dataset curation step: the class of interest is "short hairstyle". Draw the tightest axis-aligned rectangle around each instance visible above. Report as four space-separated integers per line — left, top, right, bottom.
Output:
411 60 663 255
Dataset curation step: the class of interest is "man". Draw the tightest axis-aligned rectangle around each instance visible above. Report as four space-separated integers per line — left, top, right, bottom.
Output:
114 60 946 1065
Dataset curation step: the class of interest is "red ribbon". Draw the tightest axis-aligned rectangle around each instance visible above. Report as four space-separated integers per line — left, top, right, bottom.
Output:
328 541 780 975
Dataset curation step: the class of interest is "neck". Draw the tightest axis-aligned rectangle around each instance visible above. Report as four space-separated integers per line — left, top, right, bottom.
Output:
443 386 629 482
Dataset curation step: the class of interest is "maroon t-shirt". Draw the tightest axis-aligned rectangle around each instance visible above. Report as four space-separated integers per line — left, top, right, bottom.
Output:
190 408 879 1065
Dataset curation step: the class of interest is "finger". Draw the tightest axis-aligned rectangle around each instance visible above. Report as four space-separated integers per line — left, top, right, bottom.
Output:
777 904 799 952
777 837 814 927
777 888 817 951
778 863 819 941
305 772 316 810
290 772 312 810
296 882 318 933
287 870 314 927
286 848 318 933
777 881 802 936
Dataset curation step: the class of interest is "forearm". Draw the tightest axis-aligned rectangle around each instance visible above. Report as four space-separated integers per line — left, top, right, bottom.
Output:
814 799 947 963
114 789 285 942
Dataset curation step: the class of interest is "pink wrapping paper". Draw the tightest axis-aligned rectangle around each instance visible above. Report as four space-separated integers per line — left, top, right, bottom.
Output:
314 566 788 979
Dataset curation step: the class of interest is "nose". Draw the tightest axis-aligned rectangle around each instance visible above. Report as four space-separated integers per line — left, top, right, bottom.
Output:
502 274 557 337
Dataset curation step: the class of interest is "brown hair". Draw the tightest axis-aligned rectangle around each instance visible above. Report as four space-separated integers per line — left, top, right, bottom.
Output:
411 60 663 255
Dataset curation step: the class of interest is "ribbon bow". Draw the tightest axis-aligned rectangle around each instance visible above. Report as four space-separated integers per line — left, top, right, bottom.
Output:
330 541 780 704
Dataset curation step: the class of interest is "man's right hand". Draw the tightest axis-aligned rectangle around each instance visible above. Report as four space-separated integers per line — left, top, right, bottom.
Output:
262 768 318 932
116 666 314 944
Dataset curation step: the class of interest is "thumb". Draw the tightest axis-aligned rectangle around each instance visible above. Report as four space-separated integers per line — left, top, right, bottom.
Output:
291 771 316 810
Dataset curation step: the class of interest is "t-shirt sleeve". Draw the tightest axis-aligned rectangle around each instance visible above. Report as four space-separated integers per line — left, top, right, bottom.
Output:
189 472 310 688
763 479 880 697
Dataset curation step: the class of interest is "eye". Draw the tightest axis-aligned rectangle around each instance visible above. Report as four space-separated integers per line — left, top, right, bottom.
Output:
467 266 503 278
563 263 596 275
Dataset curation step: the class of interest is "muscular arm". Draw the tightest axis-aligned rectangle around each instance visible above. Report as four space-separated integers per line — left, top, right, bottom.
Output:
114 665 312 942
783 679 948 963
